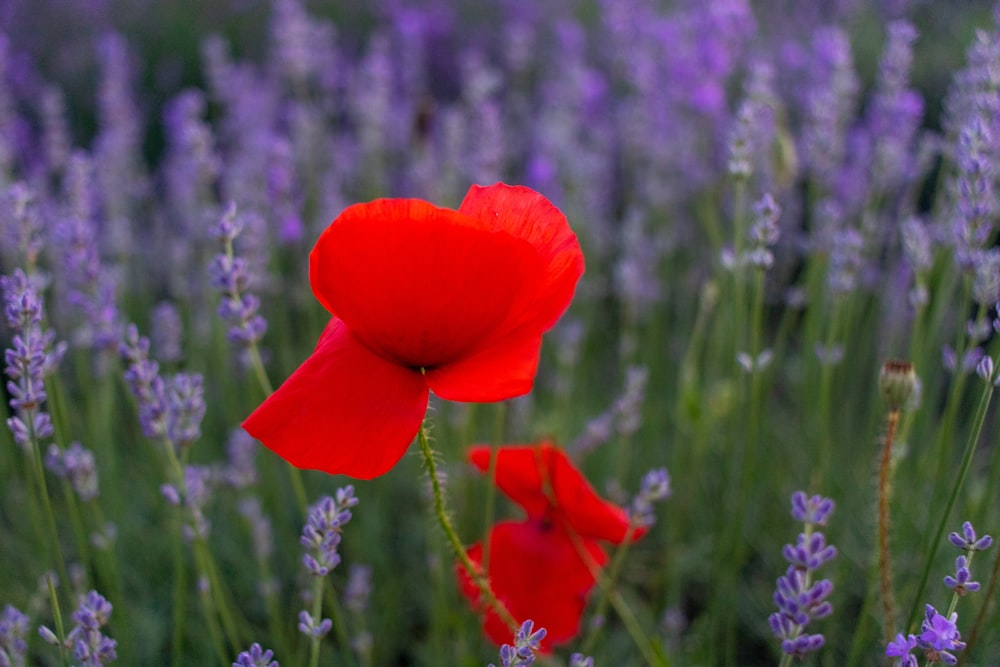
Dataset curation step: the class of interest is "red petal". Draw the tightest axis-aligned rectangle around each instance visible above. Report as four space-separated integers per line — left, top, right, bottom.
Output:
243 318 429 479
459 520 606 650
469 443 641 544
423 331 542 402
309 198 545 371
459 183 584 332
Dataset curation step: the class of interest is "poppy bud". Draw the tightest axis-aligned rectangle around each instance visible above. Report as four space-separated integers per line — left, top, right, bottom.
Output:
879 359 916 410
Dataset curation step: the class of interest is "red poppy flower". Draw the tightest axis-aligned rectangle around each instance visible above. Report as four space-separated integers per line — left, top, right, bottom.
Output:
458 520 608 650
243 184 584 479
458 442 644 650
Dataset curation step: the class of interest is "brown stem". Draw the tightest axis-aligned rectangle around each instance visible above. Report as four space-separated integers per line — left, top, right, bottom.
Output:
878 408 900 644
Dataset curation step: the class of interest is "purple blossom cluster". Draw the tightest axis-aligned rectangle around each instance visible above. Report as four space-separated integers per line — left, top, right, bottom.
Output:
39 590 117 666
2 268 65 450
120 324 205 448
51 152 121 357
45 441 99 502
298 487 359 642
572 365 649 455
233 643 278 667
0 604 29 667
886 522 992 666
630 467 671 528
768 491 836 659
489 620 547 667
161 465 214 541
209 203 268 352
301 487 358 578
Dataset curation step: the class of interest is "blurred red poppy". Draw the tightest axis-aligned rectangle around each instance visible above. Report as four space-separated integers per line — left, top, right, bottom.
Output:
243 184 584 479
458 442 644 650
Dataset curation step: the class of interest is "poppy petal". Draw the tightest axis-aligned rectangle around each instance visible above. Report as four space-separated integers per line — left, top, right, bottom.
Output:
423 330 542 402
458 520 606 650
243 318 429 479
459 183 585 332
309 198 545 371
469 443 642 544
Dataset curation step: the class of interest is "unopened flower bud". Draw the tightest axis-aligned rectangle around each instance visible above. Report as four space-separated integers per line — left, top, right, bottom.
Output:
879 360 916 410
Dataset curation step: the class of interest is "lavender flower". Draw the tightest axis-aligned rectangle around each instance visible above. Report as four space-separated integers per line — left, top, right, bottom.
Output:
944 555 981 595
93 32 146 227
917 605 965 664
223 429 259 490
569 654 594 667
942 345 984 375
0 605 29 667
45 442 99 502
3 269 65 450
298 488 358 643
745 193 781 271
801 27 858 191
889 522 990 664
120 324 168 440
489 620 547 667
630 468 671 527
1 185 43 274
301 488 357 577
237 497 274 565
571 365 649 455
165 373 206 447
867 22 924 195
163 89 219 229
209 203 268 351
162 465 213 541
790 491 835 526
886 633 918 667
52 153 121 356
976 355 996 385
233 643 278 667
40 591 117 666
949 521 994 551
120 325 204 449
768 491 836 659
344 564 372 615
150 302 183 364
297 611 332 640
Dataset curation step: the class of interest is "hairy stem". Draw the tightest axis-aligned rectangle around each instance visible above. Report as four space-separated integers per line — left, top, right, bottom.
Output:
416 422 518 632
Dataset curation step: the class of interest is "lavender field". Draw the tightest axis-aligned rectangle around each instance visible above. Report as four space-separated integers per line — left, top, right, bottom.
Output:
1 0 999 665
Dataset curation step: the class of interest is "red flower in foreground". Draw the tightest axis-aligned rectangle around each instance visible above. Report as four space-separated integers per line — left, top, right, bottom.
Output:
243 184 584 479
458 442 645 650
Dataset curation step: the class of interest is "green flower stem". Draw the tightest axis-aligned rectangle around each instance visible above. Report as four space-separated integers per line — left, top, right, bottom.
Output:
905 377 995 631
481 402 506 576
27 415 70 593
815 298 843 486
579 525 638 655
90 502 124 608
162 438 244 658
416 422 518 632
60 478 92 584
170 516 186 667
247 340 308 514
323 578 352 664
308 575 325 667
46 572 69 666
565 528 670 667
194 542 232 667
197 537 244 651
